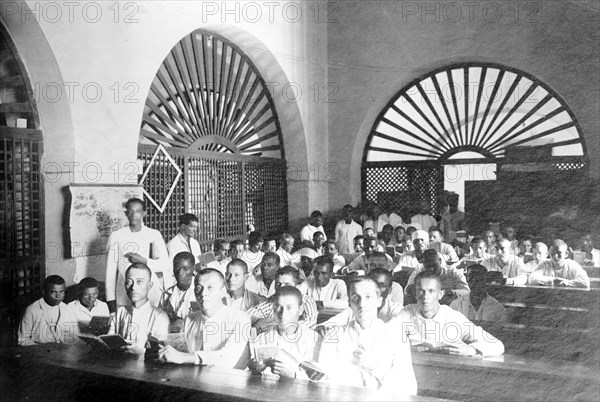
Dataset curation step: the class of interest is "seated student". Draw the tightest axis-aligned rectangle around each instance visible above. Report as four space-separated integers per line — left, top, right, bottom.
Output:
398 271 504 357
159 252 196 331
528 239 590 289
68 277 110 328
366 251 404 305
379 224 396 247
230 239 245 261
248 286 321 379
318 268 403 333
523 242 549 275
518 235 535 264
312 231 326 256
450 230 471 260
482 238 528 285
405 226 417 238
397 230 441 271
323 240 346 273
263 236 278 253
353 234 365 253
110 263 169 354
245 252 280 297
167 213 201 264
240 231 265 276
577 234 600 267
158 268 250 368
344 236 393 275
457 236 490 269
318 276 417 396
19 275 79 345
225 259 265 311
300 210 327 242
204 239 231 274
363 204 390 234
428 226 459 265
450 265 507 324
305 256 348 309
276 233 301 268
393 226 406 246
484 230 498 256
247 266 318 331
400 233 415 254
502 225 520 255
405 249 470 305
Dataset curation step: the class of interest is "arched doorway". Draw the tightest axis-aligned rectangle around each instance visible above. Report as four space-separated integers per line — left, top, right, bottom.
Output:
138 29 288 249
362 62 588 235
0 25 43 308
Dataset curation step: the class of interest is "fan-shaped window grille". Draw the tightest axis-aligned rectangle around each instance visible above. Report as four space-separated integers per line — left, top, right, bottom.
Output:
362 63 588 216
139 30 287 247
365 63 586 163
0 26 44 309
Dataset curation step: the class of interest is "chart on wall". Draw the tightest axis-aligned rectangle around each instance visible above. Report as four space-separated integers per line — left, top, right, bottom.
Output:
69 184 143 257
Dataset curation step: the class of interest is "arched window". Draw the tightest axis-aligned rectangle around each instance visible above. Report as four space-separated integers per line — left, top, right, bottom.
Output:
139 30 288 247
362 62 588 222
0 25 43 304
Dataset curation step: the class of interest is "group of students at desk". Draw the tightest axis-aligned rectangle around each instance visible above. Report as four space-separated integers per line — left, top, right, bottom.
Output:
17 198 595 397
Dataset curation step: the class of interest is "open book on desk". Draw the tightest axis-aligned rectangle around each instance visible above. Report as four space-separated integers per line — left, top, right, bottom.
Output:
79 316 111 336
78 334 130 350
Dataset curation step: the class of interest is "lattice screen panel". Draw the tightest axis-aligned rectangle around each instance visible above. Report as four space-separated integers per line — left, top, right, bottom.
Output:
555 162 586 171
362 163 444 216
138 149 186 242
0 134 43 303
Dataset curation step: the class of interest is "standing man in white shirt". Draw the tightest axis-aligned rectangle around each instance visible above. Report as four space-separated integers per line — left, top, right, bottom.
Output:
363 204 389 234
105 198 169 312
411 200 437 233
300 211 327 242
110 263 169 354
334 205 363 254
166 213 201 264
305 256 348 309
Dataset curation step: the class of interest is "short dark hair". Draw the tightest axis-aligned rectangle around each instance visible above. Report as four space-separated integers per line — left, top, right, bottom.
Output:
347 276 381 297
179 213 199 226
414 270 442 288
466 264 487 278
248 231 263 246
124 198 145 211
363 235 377 244
262 251 280 265
273 285 303 305
43 275 66 291
313 231 325 240
213 238 230 252
313 255 334 272
368 251 387 260
382 224 394 232
323 239 338 250
126 262 152 279
173 251 195 273
471 236 485 246
78 277 99 291
230 239 244 248
368 267 392 282
310 210 323 219
429 226 443 237
353 235 364 242
227 258 248 274
276 266 302 285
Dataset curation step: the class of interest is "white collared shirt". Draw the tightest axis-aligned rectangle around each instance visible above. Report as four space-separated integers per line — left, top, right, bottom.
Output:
300 224 327 242
160 284 196 320
245 274 276 298
450 294 507 323
18 298 79 345
528 259 590 289
167 233 202 263
183 305 251 369
482 256 527 285
305 278 348 309
111 300 169 350
334 220 363 254
68 299 110 325
206 257 231 275
319 318 417 396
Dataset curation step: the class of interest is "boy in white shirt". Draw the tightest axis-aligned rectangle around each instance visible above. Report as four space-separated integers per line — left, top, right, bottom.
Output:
241 231 265 276
159 251 197 331
205 239 231 274
305 256 348 309
276 233 301 267
319 276 417 396
528 239 590 289
19 275 79 345
68 277 109 329
225 259 265 311
248 286 321 379
323 240 346 272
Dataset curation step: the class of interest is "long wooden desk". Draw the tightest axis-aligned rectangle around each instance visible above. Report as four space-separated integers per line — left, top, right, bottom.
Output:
0 344 443 402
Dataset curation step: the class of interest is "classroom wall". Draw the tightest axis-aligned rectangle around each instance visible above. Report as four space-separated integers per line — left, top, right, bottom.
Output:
1 0 330 284
327 0 599 208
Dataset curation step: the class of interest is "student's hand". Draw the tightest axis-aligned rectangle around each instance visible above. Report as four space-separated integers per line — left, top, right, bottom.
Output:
271 359 297 378
121 344 144 355
158 345 196 364
248 358 267 374
125 252 147 265
443 344 477 356
352 349 379 371
553 277 568 287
